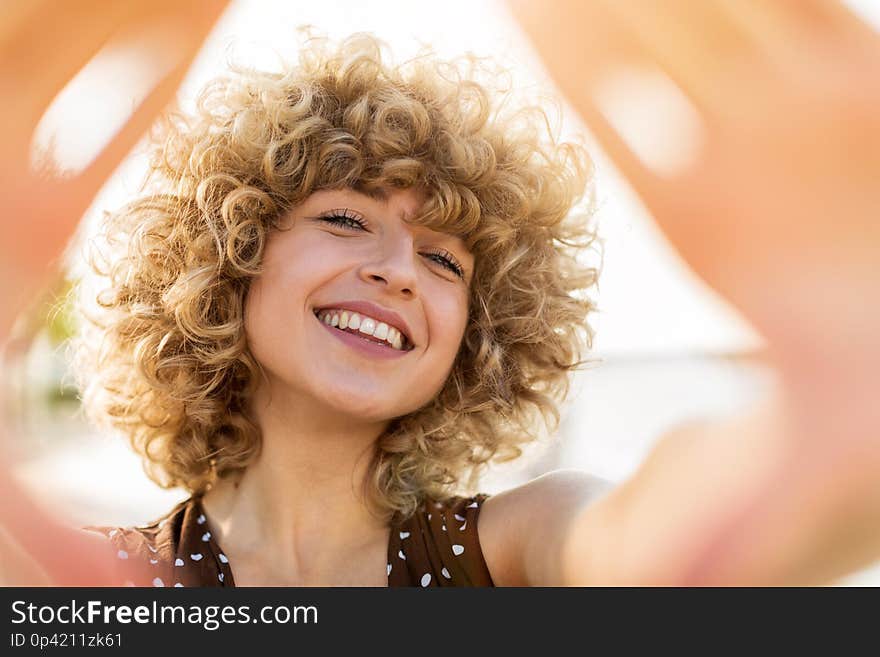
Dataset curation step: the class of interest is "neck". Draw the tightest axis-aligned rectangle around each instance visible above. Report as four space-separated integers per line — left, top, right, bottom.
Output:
201 380 391 581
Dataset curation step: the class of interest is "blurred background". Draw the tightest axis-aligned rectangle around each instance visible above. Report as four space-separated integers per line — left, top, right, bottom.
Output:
6 0 879 584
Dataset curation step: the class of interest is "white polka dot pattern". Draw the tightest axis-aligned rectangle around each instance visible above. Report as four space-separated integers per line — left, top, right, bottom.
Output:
93 493 494 587
386 494 494 586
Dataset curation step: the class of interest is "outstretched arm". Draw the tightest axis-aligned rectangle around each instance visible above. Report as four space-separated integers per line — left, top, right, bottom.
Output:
502 0 880 585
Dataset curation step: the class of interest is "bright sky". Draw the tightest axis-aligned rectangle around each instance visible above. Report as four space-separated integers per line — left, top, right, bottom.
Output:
34 0 880 358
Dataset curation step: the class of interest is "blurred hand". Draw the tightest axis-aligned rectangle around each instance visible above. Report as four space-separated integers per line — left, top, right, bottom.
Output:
0 0 229 339
507 0 879 383
0 0 229 586
508 0 880 582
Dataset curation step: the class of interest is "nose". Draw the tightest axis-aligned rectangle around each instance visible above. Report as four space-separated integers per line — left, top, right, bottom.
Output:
358 232 419 298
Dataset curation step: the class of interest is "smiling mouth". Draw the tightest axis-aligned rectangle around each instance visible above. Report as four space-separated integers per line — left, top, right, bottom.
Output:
312 309 415 353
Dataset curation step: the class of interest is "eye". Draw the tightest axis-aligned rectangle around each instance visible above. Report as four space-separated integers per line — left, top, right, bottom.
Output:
314 209 466 279
317 209 367 231
423 248 464 279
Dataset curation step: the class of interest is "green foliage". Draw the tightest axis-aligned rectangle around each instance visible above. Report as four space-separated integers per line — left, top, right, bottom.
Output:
45 278 78 347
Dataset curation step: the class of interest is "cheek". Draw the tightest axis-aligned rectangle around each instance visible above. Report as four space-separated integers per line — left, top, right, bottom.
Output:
242 266 307 362
242 278 276 366
426 288 470 359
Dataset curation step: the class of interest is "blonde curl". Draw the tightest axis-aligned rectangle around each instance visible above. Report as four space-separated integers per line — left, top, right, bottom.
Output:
72 33 601 522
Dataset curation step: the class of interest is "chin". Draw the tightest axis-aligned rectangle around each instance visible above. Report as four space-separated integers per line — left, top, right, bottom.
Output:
318 383 412 424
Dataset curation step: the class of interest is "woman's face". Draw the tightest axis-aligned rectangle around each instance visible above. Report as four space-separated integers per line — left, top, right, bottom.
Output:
244 187 474 424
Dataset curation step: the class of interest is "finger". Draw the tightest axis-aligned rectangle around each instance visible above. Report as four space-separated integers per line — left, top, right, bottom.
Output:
567 87 667 206
0 0 135 141
506 1 664 199
774 0 880 42
71 66 186 211
715 0 880 73
0 0 43 45
594 0 757 118
76 1 230 209
2 1 228 147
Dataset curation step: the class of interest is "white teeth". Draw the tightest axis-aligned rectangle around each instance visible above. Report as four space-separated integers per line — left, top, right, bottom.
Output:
316 309 409 351
358 317 376 336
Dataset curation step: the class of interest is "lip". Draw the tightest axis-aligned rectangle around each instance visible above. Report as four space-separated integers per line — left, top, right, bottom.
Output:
312 299 415 348
314 313 411 359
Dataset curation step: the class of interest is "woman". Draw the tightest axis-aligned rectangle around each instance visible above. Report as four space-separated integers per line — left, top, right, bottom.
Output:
74 34 600 586
2 1 878 586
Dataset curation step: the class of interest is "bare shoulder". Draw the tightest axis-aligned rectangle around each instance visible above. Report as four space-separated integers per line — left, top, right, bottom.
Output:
478 470 613 586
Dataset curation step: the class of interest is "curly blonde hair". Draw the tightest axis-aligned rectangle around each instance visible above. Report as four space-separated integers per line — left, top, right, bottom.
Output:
72 33 600 522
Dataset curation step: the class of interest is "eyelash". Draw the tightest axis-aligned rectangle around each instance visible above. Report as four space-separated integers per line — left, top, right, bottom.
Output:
317 211 465 279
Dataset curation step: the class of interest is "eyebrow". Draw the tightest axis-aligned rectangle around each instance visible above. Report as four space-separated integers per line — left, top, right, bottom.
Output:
340 187 471 252
404 219 468 249
354 186 390 202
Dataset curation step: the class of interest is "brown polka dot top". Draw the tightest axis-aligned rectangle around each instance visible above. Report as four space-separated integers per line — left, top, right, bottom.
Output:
89 494 495 587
